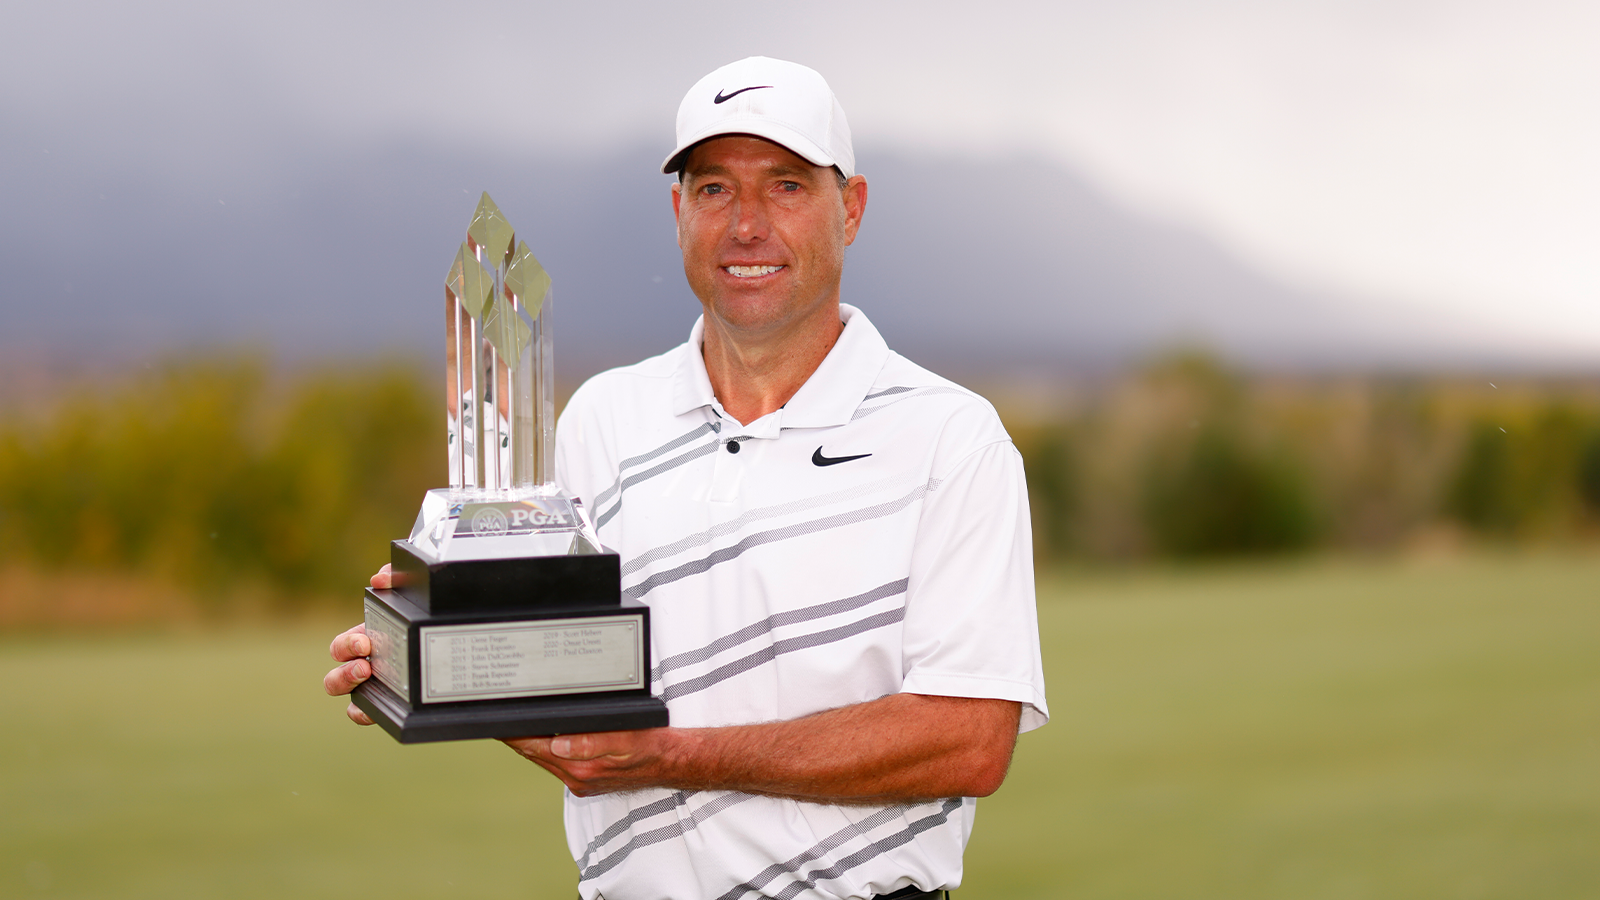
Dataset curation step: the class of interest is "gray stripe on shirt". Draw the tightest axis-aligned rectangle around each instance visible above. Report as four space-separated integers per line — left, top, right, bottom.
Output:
621 474 911 578
651 578 909 682
852 386 969 421
767 799 964 900
581 791 756 881
622 484 929 601
659 606 907 702
591 422 720 510
596 438 720 529
575 791 688 871
711 805 914 900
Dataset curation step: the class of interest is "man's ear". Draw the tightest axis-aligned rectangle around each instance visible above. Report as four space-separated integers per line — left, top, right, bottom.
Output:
671 182 683 249
842 175 868 246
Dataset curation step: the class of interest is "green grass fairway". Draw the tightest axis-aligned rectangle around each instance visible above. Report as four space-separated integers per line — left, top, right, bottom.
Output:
3 554 1598 899
969 555 1600 900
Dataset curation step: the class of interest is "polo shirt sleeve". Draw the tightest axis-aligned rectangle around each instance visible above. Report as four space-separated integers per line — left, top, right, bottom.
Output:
899 439 1049 733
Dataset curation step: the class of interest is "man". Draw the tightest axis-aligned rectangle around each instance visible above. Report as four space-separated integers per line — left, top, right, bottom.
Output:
326 57 1047 900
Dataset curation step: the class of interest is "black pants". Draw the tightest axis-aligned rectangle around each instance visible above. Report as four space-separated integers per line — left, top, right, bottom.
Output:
876 887 950 900
588 888 948 899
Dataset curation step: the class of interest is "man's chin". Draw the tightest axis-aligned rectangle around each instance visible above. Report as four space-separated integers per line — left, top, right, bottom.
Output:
703 294 844 340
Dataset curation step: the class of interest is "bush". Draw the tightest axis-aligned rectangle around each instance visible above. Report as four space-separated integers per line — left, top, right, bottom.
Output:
0 357 436 608
1579 430 1600 514
1019 424 1079 559
1446 423 1517 533
1142 426 1318 558
1448 408 1591 537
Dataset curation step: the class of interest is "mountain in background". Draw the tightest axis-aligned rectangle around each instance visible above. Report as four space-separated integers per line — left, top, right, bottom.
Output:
0 138 1517 384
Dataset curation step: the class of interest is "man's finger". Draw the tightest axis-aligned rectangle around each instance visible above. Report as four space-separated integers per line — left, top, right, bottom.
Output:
549 734 589 759
346 702 374 726
548 730 643 760
323 658 371 696
501 735 552 761
329 623 370 662
370 563 394 590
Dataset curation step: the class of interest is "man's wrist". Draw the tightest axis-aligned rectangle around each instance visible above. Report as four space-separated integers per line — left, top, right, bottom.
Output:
653 726 711 790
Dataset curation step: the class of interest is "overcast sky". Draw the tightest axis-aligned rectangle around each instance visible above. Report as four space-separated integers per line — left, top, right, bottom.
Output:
4 0 1596 361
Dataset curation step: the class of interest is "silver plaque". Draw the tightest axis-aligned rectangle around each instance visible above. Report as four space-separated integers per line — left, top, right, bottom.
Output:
419 616 644 704
363 597 412 703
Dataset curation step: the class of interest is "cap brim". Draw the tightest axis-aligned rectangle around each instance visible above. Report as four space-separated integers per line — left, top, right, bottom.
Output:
661 118 838 175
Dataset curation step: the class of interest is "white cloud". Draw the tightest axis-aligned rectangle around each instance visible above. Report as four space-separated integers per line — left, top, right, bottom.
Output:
4 0 1596 356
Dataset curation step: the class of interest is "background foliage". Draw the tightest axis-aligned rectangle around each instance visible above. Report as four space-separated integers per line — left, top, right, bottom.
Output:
2 353 1599 622
0 358 435 615
1005 354 1600 559
3 357 1597 896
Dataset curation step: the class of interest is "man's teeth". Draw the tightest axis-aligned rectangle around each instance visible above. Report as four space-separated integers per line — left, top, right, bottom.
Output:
726 265 783 277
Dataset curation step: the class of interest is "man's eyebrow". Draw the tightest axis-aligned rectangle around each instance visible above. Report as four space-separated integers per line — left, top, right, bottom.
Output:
684 163 820 183
686 163 733 181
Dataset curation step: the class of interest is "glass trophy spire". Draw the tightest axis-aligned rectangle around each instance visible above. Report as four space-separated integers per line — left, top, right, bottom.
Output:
411 193 600 562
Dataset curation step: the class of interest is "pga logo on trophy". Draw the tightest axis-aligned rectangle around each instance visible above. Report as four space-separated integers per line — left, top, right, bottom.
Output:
352 194 669 743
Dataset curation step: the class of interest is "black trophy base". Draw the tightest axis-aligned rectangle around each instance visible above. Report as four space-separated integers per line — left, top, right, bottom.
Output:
357 542 669 745
352 679 669 744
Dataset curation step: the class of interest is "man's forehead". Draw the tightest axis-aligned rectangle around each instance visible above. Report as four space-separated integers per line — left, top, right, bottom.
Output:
680 135 824 178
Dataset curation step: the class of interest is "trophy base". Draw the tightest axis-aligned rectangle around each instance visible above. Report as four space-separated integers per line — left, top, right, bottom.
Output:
352 679 669 744
356 545 669 745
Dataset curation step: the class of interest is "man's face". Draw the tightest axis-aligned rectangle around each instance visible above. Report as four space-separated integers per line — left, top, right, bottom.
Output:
672 136 866 339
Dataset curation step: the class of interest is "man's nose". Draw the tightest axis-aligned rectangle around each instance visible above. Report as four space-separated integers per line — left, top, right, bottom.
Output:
729 194 771 243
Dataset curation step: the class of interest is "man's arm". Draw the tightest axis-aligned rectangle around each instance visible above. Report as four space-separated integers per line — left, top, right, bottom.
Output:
325 600 1021 802
503 693 1020 802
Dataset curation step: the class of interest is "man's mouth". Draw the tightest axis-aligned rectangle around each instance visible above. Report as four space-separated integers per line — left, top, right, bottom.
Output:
724 265 784 278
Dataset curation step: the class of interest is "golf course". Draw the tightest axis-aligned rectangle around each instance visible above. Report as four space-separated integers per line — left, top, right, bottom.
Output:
3 553 1596 898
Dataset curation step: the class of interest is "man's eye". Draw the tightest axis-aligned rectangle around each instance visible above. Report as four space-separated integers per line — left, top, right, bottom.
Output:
701 184 725 195
778 181 800 192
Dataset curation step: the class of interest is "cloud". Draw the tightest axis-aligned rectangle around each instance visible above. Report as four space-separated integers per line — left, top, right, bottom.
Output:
2 124 1549 381
3 0 1596 364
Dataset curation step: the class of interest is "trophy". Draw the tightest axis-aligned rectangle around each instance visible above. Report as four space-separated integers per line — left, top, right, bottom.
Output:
352 194 668 743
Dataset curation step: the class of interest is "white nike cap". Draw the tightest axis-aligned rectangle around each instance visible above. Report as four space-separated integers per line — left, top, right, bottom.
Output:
661 56 856 178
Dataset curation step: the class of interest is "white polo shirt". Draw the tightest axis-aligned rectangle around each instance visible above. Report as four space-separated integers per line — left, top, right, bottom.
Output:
554 304 1047 900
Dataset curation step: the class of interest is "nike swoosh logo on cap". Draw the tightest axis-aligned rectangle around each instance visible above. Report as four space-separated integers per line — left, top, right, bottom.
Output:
714 85 773 104
812 447 872 467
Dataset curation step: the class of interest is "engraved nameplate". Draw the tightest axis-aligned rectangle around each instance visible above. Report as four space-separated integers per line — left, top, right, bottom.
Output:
419 615 644 704
364 597 412 702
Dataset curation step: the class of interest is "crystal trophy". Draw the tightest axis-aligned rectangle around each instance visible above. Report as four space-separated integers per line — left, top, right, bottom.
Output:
352 193 668 743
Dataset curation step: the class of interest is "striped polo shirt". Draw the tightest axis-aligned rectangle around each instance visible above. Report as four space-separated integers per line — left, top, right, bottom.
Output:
554 304 1048 900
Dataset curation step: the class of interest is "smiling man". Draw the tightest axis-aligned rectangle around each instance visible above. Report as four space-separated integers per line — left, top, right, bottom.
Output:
326 57 1046 900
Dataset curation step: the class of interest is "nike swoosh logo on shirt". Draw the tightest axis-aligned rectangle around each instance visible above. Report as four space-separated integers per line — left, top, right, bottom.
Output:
812 447 872 467
714 85 773 104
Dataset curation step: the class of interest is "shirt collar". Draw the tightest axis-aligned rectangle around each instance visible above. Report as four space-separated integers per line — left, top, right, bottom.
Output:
669 304 890 429
670 315 720 418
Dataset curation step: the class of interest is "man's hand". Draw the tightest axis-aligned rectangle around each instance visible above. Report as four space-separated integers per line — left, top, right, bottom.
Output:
504 728 685 797
324 623 375 725
323 563 398 723
503 693 1021 803
323 567 393 726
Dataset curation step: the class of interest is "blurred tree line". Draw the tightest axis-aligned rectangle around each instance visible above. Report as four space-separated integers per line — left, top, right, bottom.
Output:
2 353 1599 618
0 357 436 612
1009 353 1600 561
